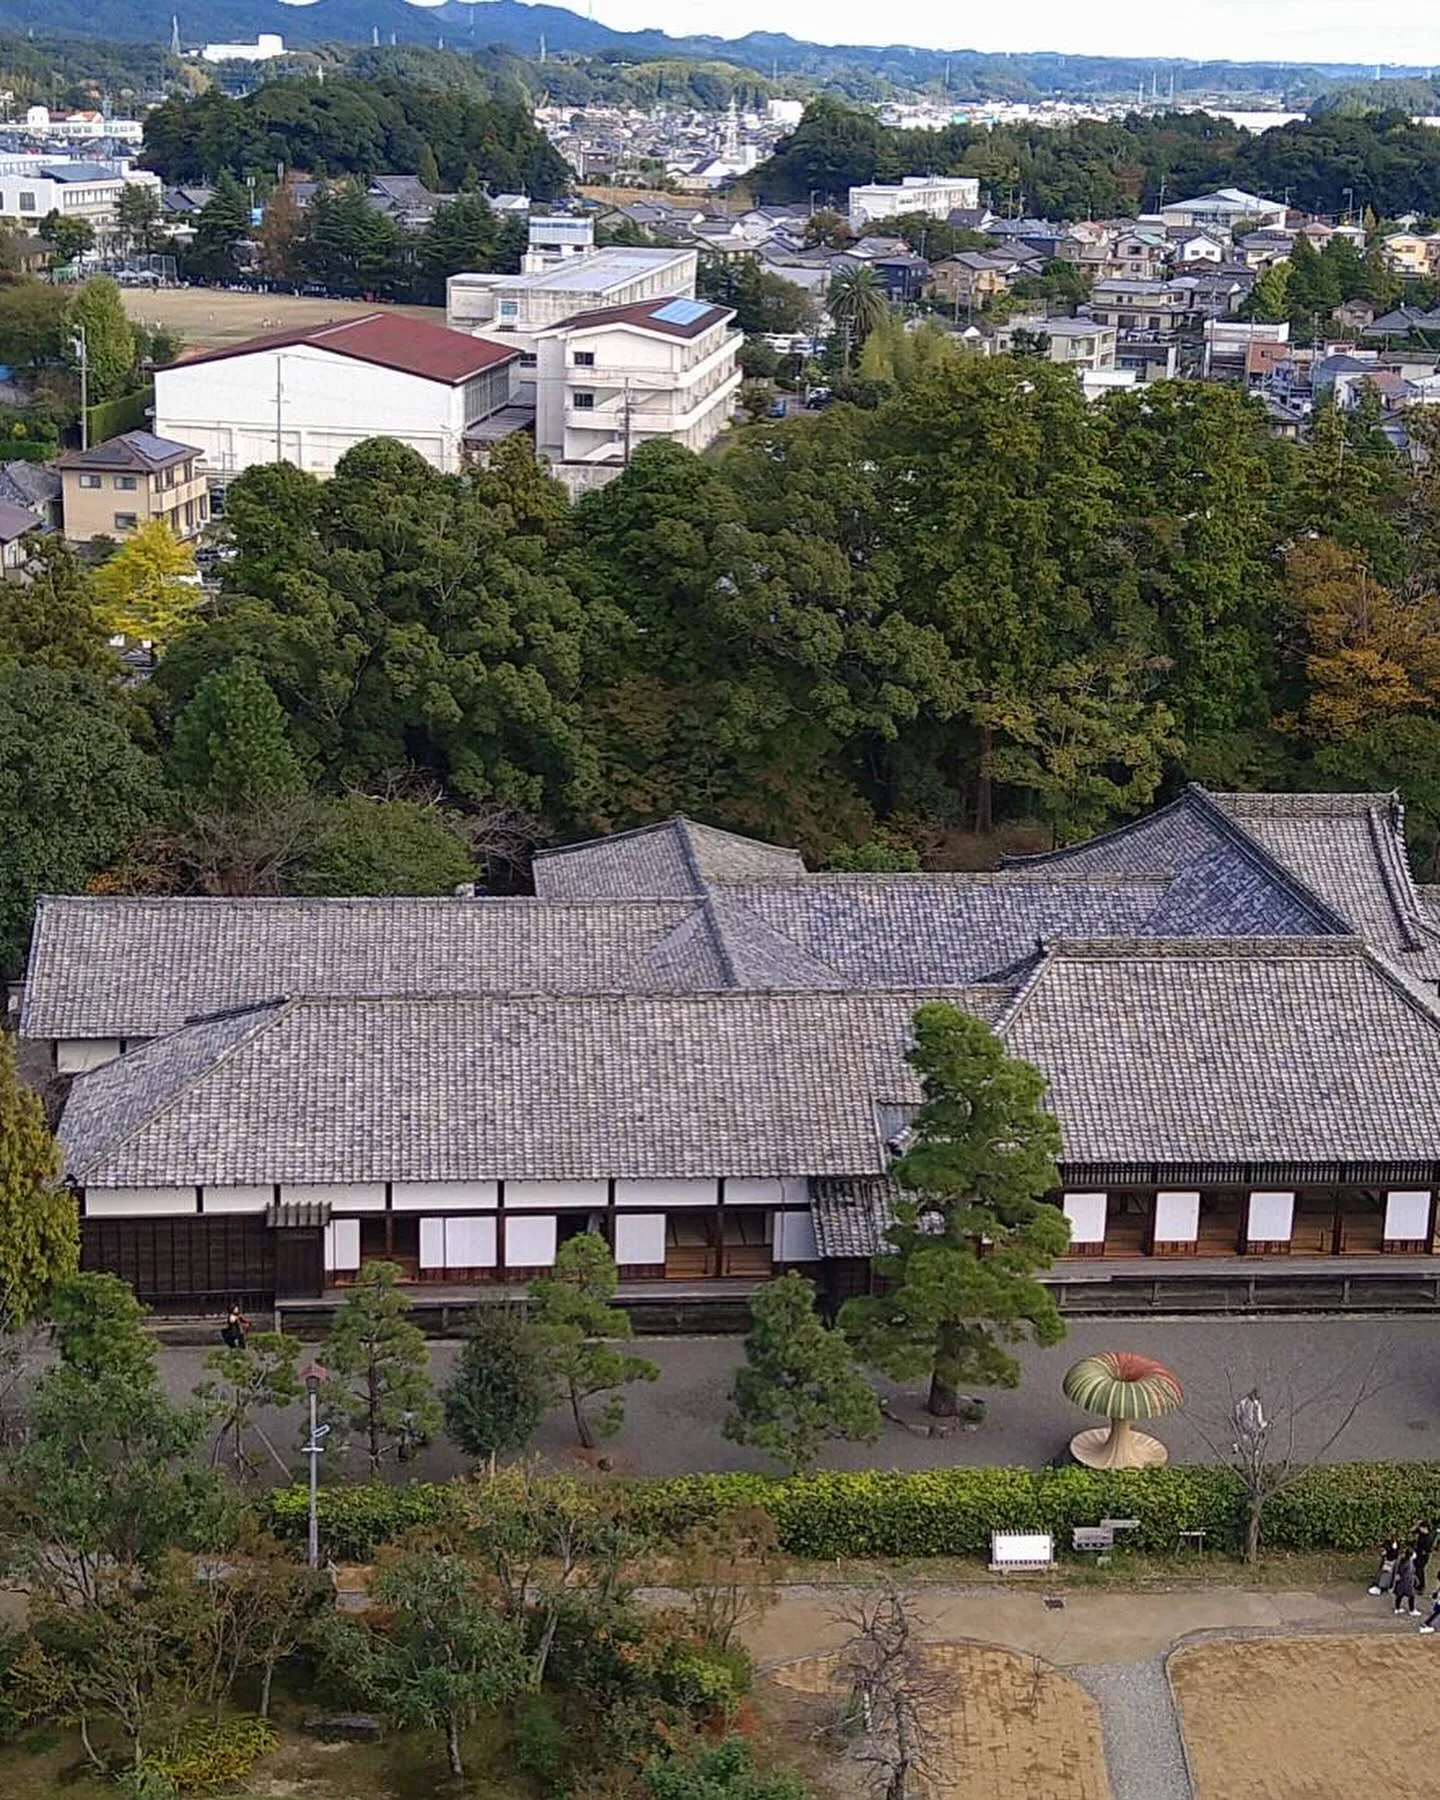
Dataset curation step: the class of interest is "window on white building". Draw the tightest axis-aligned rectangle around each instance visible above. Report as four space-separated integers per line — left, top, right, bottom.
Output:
113 512 138 531
114 475 138 491
573 350 595 366
78 473 101 489
572 392 594 410
18 192 35 213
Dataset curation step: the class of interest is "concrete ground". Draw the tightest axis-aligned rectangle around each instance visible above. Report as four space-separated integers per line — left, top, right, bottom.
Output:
148 1313 1440 1483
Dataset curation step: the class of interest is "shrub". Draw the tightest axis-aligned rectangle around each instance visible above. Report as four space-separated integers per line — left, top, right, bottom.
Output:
141 1716 278 1792
262 1462 1440 1564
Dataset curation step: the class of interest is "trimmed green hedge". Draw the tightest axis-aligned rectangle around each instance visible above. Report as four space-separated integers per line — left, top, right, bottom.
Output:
85 387 152 446
263 1462 1440 1564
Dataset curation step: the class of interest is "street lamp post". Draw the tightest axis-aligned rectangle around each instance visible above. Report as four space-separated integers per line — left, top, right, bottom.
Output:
300 1361 329 1569
71 322 88 452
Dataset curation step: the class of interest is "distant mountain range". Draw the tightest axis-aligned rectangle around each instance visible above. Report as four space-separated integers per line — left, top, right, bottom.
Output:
0 0 1428 99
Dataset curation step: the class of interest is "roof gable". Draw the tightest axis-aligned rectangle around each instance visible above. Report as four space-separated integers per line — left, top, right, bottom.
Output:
166 314 520 385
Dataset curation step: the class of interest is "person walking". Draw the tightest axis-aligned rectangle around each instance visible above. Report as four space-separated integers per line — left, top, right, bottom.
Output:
221 1302 251 1351
1394 1550 1419 1615
1415 1521 1434 1593
1419 1581 1440 1633
1370 1537 1401 1595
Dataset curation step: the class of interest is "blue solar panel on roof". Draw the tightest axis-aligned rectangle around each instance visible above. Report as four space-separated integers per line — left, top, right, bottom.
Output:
652 298 711 325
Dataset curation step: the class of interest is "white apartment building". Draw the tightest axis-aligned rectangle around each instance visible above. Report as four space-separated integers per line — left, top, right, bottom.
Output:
448 216 697 404
533 297 741 491
847 175 981 230
154 313 520 480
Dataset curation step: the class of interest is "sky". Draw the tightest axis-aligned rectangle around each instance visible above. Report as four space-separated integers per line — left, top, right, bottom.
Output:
292 0 1437 68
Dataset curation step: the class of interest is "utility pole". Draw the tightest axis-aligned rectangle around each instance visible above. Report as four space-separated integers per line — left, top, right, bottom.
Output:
274 355 282 463
71 322 88 452
622 378 633 465
301 1362 329 1570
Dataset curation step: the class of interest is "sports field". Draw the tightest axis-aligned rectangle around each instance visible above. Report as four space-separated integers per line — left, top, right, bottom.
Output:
119 288 447 353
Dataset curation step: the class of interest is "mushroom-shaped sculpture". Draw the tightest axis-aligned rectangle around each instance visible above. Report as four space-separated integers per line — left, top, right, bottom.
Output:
1063 1351 1184 1469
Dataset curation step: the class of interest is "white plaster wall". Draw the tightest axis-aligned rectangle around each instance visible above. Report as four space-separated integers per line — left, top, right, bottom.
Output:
506 1179 607 1210
155 346 467 478
392 1181 499 1212
57 1039 122 1073
614 1213 666 1263
203 1186 270 1214
774 1211 820 1261
282 1182 386 1212
615 1179 717 1209
86 1187 195 1216
727 1179 784 1206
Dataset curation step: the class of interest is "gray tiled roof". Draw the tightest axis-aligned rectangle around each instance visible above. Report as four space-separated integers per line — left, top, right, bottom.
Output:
810 1176 898 1257
1004 937 1440 1165
62 988 996 1188
20 894 712 1038
1206 790 1440 973
532 816 806 897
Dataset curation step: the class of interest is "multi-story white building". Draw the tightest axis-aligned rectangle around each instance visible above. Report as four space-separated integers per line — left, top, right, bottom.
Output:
847 175 980 230
448 217 697 407
0 158 155 238
201 33 286 62
532 296 741 487
22 106 143 145
154 313 521 481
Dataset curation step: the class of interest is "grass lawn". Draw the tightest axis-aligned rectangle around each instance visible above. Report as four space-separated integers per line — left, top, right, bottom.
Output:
1172 1633 1439 1800
116 287 446 353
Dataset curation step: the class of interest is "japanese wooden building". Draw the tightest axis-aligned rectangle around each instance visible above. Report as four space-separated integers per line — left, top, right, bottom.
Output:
22 788 1440 1311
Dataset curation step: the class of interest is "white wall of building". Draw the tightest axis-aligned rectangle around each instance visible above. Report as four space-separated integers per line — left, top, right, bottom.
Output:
155 345 507 479
849 176 980 229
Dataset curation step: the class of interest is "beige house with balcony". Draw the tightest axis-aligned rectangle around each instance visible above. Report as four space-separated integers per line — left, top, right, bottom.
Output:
533 297 742 493
56 430 208 544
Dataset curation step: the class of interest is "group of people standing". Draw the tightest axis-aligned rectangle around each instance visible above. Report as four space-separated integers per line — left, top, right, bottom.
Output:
1370 1522 1440 1629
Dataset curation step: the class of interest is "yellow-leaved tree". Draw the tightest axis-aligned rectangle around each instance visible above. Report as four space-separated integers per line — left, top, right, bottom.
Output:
92 519 201 650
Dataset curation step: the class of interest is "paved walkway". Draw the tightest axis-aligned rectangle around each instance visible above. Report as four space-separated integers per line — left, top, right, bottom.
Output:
743 1580 1433 1800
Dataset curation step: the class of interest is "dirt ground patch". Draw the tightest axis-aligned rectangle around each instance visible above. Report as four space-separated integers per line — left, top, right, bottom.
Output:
118 288 446 353
1171 1633 1437 1799
768 1642 1110 1800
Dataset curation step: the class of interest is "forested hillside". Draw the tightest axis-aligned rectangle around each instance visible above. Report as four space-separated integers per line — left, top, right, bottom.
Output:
754 98 1440 217
140 73 571 193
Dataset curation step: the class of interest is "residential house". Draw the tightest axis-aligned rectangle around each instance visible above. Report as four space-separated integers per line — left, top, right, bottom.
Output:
1203 317 1290 380
0 496 45 570
56 431 208 544
1333 297 1377 332
1364 305 1440 342
154 317 521 481
0 458 61 527
847 175 980 229
365 174 456 230
927 251 1014 307
1110 229 1170 280
532 296 741 491
161 186 213 217
28 789 1440 1310
995 315 1118 372
1236 228 1296 271
1166 228 1226 265
1381 232 1440 277
1083 278 1193 374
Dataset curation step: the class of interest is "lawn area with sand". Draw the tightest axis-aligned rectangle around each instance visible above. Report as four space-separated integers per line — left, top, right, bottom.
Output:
768 1642 1110 1800
1172 1633 1436 1800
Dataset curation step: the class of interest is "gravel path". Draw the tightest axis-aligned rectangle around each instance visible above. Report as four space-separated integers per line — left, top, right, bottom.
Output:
1070 1659 1192 1800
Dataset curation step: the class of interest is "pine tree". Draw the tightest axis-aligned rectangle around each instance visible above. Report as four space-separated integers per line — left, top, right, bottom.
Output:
168 658 303 811
724 1272 880 1473
841 1003 1068 1416
320 1261 441 1473
442 1305 547 1468
68 276 137 403
528 1235 657 1449
0 1033 76 1326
